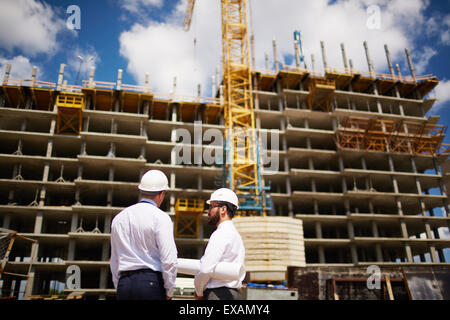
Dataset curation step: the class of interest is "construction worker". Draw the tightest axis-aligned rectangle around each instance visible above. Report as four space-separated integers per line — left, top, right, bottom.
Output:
110 170 177 300
194 188 245 300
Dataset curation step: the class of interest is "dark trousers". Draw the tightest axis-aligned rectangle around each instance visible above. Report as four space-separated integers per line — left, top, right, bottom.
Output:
204 287 242 300
117 269 166 300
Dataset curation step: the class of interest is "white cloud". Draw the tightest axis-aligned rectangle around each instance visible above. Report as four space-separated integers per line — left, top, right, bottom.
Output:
0 55 36 83
0 0 67 56
429 79 450 114
413 46 437 75
119 0 221 95
119 0 434 96
65 46 100 85
119 0 163 14
441 14 450 45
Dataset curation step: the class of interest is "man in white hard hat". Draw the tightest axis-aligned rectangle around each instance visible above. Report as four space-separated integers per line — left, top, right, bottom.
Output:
194 188 246 300
110 170 177 300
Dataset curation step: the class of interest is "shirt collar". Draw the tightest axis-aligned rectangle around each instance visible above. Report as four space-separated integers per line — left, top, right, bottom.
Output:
139 198 157 207
217 220 233 230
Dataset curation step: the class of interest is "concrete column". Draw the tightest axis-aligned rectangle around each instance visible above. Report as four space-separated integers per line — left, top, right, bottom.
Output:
384 44 395 78
211 75 216 98
344 199 358 263
56 64 65 91
144 72 150 93
314 201 325 263
371 221 384 261
340 43 349 71
273 38 279 72
33 212 43 234
88 66 95 88
171 104 177 122
294 40 301 68
405 48 416 82
320 41 328 70
23 270 35 299
67 240 76 260
3 63 11 85
397 199 413 262
2 213 11 229
311 54 316 74
116 69 122 91
424 221 439 262
363 41 374 75
308 157 314 171
216 66 220 93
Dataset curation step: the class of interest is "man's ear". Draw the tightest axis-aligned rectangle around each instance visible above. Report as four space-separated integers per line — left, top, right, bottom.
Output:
220 207 227 218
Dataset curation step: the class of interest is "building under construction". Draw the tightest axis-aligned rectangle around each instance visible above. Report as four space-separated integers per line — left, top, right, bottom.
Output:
0 37 449 299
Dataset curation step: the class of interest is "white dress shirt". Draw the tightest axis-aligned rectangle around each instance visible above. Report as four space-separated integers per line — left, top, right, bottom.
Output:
194 220 245 297
110 199 178 297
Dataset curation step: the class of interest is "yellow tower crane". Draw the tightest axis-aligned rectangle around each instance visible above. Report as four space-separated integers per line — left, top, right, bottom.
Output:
184 0 270 216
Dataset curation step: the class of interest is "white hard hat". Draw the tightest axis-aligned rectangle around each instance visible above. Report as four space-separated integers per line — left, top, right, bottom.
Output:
207 188 239 209
138 170 169 192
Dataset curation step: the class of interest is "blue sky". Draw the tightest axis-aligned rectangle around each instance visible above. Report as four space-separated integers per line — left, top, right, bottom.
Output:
0 0 449 259
0 1 449 128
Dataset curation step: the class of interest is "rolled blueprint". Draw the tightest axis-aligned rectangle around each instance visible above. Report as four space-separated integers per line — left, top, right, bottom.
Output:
177 258 245 281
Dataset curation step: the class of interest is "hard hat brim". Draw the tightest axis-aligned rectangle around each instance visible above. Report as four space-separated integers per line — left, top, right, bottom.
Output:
206 199 239 210
138 185 169 192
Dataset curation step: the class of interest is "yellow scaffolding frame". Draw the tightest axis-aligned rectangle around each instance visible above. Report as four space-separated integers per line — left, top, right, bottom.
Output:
174 198 205 238
307 78 336 112
56 92 84 135
336 116 446 155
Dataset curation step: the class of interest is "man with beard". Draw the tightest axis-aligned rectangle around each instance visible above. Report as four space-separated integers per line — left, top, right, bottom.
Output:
194 188 245 300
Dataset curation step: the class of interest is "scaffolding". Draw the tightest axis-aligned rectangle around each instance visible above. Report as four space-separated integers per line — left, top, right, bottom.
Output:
174 198 204 238
307 78 336 112
0 228 37 299
56 92 85 135
336 116 447 155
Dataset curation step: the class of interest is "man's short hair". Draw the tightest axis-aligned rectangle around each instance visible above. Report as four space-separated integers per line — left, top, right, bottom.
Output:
217 201 237 219
140 190 164 198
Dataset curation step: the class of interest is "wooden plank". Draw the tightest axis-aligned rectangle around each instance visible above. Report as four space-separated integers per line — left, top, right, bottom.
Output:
385 274 394 300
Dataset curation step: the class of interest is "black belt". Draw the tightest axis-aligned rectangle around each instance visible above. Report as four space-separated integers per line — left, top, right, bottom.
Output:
205 287 239 292
120 268 160 277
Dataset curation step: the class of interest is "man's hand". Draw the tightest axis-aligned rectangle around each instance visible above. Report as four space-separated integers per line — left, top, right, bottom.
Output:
166 296 172 300
194 292 204 300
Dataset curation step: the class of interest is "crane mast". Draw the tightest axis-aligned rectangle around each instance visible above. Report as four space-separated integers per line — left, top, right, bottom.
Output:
184 0 268 216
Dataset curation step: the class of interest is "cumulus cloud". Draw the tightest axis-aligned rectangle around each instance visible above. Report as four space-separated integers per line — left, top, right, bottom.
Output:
0 0 67 56
119 0 220 95
65 45 100 85
0 55 36 83
429 79 450 115
119 0 436 96
119 0 164 13
441 14 450 45
413 46 437 75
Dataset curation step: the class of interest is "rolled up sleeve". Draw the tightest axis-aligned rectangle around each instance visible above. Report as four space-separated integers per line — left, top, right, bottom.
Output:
194 233 227 297
156 216 178 297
